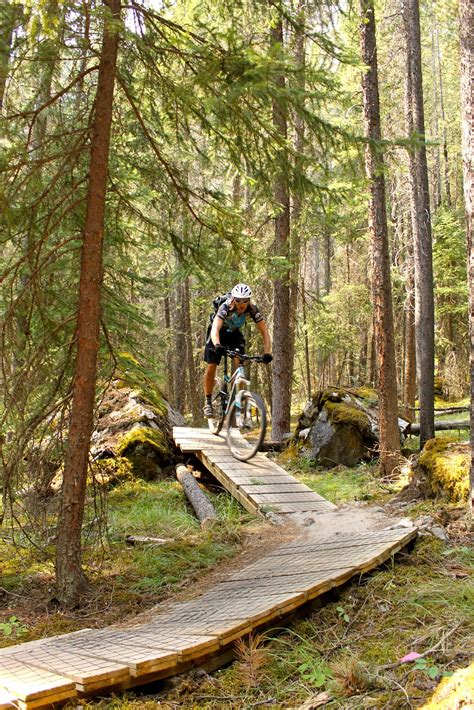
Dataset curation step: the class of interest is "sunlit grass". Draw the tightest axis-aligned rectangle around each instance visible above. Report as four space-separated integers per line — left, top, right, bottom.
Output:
278 453 386 504
0 477 256 646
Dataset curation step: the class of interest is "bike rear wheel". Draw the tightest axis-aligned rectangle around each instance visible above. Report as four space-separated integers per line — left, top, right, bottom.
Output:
207 378 226 435
226 391 266 461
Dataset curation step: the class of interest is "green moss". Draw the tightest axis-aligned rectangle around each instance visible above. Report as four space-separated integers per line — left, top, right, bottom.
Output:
325 400 372 437
117 426 169 458
419 438 469 502
92 457 133 488
351 385 378 404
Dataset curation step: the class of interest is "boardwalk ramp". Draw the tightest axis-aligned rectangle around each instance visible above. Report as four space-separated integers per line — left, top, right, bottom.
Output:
0 427 417 709
173 426 337 519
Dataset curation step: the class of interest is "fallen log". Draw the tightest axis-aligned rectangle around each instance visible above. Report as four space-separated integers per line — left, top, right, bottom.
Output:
176 465 218 530
407 406 469 414
125 535 170 546
408 420 470 435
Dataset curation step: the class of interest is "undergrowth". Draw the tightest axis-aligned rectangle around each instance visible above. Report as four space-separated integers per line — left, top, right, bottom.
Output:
70 535 473 709
1 450 473 709
0 479 254 647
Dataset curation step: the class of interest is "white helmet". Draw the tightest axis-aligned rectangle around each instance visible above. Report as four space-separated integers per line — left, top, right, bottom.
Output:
231 283 252 299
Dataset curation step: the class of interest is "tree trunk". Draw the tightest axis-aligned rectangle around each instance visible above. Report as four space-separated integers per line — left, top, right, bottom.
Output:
430 27 442 210
359 0 400 476
436 27 452 207
55 0 121 606
324 230 332 294
301 279 312 399
403 0 435 448
163 290 175 404
403 236 417 421
460 0 474 511
270 10 292 441
183 275 200 423
290 0 305 399
173 280 187 414
0 0 17 111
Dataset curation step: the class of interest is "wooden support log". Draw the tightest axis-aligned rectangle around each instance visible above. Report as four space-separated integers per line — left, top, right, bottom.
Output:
408 420 470 435
407 406 469 414
125 536 170 546
176 465 218 530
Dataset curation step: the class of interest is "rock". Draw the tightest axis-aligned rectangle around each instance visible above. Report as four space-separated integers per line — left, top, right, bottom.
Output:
294 387 409 470
305 395 376 468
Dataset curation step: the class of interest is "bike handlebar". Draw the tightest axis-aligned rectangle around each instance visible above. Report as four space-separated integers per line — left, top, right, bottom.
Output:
225 349 266 363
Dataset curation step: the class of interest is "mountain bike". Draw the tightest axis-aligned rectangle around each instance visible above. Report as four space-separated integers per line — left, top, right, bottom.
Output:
207 348 267 461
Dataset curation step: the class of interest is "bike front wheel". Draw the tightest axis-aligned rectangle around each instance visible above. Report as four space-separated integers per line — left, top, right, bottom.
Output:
207 377 226 435
226 391 267 461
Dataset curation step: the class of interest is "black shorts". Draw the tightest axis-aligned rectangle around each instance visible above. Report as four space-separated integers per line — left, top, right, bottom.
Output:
203 327 246 364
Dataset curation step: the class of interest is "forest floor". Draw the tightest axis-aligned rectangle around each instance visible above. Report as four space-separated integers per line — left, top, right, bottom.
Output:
1 438 473 709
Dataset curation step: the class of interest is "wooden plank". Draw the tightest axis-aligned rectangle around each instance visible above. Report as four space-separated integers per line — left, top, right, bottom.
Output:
144 618 254 645
0 685 17 710
0 655 76 705
251 492 330 504
264 501 337 512
264 529 417 556
45 628 219 675
239 483 313 494
32 638 176 680
219 465 290 477
7 647 130 692
230 475 300 485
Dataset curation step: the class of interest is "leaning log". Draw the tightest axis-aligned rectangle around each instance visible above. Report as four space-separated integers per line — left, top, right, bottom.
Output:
408 420 470 435
176 465 218 530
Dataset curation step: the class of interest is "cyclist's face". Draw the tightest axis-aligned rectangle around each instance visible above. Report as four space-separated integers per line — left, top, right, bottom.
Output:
234 298 250 312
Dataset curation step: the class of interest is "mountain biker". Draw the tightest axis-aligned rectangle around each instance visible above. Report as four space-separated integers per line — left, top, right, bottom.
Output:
203 283 272 417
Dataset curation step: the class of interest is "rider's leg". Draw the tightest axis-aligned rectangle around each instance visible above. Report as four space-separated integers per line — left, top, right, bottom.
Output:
204 363 217 396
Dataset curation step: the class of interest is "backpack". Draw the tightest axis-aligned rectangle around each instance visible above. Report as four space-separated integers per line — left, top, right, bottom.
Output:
209 292 231 325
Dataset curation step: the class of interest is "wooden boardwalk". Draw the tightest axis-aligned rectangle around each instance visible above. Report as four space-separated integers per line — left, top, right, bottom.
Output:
173 427 337 517
0 428 417 709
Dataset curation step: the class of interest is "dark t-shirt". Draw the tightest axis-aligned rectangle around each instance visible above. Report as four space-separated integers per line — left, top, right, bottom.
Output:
215 300 264 332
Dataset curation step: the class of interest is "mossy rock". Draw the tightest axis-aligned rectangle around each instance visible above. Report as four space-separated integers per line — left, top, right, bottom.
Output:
116 426 172 481
418 438 469 502
91 457 134 488
325 400 373 439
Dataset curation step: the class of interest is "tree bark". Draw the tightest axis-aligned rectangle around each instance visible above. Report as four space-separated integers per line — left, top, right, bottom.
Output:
359 0 400 476
270 10 292 441
460 0 474 511
403 0 435 448
163 289 175 403
55 0 121 606
183 275 200 423
0 0 17 111
173 280 187 414
435 27 452 207
403 235 417 421
429 33 441 210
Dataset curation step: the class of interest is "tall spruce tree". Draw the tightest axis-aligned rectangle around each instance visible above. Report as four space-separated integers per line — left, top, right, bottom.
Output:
460 0 474 510
55 0 121 605
359 0 401 477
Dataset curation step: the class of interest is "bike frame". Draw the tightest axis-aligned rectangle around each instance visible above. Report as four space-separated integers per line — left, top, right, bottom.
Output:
219 351 250 419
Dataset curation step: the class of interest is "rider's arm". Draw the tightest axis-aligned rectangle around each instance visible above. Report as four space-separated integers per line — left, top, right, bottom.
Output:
256 319 272 354
210 315 224 347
